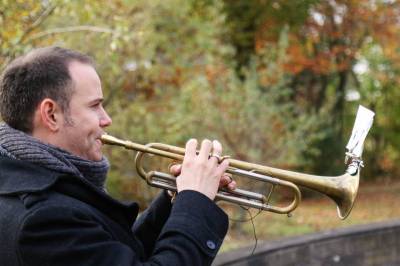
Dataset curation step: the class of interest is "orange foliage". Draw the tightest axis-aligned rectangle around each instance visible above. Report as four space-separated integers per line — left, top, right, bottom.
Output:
205 64 229 87
255 0 400 76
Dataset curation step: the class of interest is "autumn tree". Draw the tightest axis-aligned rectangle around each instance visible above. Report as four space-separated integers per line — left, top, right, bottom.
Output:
222 0 400 176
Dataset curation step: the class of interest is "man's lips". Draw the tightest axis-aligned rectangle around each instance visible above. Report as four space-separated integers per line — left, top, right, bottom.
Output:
96 133 106 145
95 138 103 147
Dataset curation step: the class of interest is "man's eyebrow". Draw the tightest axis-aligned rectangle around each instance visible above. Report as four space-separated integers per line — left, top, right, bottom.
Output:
88 98 104 105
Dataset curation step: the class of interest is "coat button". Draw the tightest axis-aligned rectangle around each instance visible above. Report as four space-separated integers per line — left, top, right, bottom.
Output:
206 240 216 250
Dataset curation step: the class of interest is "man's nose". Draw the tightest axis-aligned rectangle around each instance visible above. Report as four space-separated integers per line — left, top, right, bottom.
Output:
100 109 112 127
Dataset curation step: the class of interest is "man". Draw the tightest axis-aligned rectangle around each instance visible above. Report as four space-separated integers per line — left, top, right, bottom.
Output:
0 47 235 266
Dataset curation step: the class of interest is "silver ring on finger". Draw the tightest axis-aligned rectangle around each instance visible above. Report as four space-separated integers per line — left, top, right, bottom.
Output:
209 154 221 161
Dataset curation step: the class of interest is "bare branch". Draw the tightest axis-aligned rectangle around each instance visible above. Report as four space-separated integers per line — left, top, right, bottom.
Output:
1 3 57 70
31 4 56 28
18 4 58 45
26 25 117 42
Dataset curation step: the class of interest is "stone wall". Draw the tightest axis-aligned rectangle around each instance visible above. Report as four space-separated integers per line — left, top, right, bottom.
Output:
214 219 400 266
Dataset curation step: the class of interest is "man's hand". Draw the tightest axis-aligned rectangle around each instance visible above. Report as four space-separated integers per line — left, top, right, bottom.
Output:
169 139 236 200
170 164 236 191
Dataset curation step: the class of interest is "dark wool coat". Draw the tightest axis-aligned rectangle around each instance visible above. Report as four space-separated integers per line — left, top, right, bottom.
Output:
0 156 229 266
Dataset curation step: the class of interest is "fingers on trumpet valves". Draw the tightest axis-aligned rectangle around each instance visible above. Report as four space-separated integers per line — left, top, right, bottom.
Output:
198 139 213 162
184 139 198 161
208 139 232 189
209 140 231 163
181 138 231 190
210 140 222 157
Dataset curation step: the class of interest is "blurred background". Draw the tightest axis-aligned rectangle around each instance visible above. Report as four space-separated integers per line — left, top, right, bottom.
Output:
1 0 399 253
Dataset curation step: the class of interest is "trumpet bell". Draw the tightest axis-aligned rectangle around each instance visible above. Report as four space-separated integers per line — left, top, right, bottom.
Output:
330 171 359 219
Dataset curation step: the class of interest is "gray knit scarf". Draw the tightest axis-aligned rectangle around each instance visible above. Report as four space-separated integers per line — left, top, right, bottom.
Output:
0 123 109 189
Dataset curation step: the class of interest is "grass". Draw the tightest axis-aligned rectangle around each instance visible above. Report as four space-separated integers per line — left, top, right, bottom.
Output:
219 179 400 253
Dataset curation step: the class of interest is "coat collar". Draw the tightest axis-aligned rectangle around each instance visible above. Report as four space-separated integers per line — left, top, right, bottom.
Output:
0 156 139 228
0 156 60 195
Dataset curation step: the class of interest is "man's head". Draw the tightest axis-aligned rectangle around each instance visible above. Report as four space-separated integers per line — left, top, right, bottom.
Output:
0 47 112 161
0 47 93 132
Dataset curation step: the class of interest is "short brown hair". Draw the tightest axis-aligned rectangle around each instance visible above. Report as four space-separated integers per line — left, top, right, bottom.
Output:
0 47 94 133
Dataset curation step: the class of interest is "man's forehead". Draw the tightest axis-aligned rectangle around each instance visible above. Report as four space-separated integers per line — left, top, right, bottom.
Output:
69 61 101 85
68 61 103 99
68 60 98 77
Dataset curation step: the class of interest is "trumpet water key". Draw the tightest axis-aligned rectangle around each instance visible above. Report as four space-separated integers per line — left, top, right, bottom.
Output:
101 105 374 219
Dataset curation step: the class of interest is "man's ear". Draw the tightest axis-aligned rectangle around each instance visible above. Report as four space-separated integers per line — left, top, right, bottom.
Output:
38 98 62 132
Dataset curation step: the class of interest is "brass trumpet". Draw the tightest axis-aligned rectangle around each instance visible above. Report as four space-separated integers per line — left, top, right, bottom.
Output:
101 134 362 220
101 100 374 221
